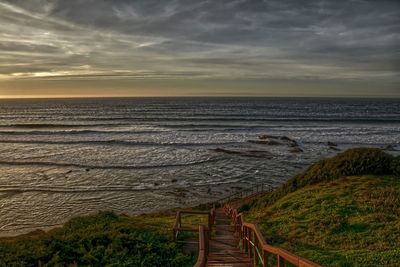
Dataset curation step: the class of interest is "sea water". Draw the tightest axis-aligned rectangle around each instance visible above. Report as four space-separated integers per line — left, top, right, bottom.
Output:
0 97 399 235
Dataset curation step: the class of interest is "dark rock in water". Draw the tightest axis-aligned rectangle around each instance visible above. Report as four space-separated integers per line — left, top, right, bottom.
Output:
154 182 160 186
171 179 177 183
279 136 299 148
243 152 273 158
289 141 299 147
327 141 338 147
213 148 241 155
258 134 277 140
248 150 268 153
384 144 396 151
85 168 90 172
280 136 294 142
329 146 340 151
249 139 282 145
280 136 298 146
290 147 303 153
255 134 300 148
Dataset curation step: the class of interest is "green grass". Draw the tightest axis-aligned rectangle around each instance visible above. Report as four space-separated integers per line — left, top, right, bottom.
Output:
0 212 196 267
242 148 400 267
247 148 395 211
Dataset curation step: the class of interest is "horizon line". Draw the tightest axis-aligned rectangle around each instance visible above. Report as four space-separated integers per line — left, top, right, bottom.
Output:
1 95 399 100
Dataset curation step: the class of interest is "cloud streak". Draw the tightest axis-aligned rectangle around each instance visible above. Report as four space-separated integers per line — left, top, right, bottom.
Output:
0 0 399 96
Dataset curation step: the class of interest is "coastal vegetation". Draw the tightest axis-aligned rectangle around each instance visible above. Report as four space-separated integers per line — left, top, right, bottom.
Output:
0 212 195 267
240 148 397 211
241 148 400 266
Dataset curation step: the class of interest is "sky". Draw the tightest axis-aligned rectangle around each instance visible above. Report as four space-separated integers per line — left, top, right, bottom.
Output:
0 0 399 98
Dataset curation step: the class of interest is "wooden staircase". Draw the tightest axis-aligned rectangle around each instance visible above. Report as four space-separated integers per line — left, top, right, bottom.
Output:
173 183 322 267
206 209 252 267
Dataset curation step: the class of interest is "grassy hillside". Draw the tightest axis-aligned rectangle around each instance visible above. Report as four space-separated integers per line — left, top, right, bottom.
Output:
242 148 400 267
244 148 395 210
0 212 196 267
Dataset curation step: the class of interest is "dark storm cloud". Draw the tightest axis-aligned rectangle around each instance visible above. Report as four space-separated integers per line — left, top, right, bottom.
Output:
0 0 399 84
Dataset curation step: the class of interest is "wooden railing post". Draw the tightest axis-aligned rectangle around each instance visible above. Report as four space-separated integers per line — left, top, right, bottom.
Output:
173 211 181 242
244 227 248 253
248 229 252 258
253 235 257 266
196 225 206 267
278 255 285 267
263 250 268 267
252 232 257 266
239 223 242 245
208 213 212 231
247 228 251 256
205 227 209 257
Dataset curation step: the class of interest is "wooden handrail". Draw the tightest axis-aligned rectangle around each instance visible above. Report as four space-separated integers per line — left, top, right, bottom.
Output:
194 225 209 267
173 206 215 267
172 211 181 241
224 203 322 267
172 205 216 244
243 222 267 245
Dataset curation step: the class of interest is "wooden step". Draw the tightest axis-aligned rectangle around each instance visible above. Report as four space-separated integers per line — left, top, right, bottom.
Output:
215 225 233 230
206 263 252 267
215 224 234 229
210 238 238 247
215 221 231 225
207 256 249 261
207 261 252 265
213 238 236 243
212 235 237 240
207 255 251 262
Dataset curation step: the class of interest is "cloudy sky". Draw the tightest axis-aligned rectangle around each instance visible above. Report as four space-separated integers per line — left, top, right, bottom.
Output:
0 0 399 98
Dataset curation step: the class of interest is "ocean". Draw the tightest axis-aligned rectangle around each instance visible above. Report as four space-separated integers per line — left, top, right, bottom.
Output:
0 97 399 235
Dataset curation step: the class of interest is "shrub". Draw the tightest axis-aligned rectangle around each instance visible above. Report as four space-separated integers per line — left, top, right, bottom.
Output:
390 156 400 177
293 147 393 185
237 202 252 213
0 212 194 267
